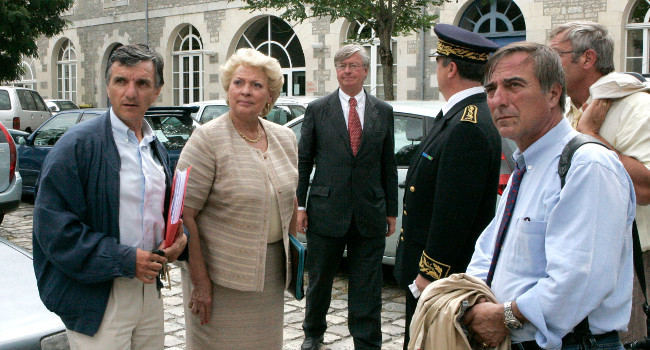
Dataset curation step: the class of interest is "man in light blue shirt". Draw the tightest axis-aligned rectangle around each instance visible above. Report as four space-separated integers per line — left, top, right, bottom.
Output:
463 42 635 350
33 44 187 349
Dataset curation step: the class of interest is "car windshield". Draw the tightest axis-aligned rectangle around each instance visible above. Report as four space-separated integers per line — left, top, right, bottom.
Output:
56 101 79 110
146 115 195 151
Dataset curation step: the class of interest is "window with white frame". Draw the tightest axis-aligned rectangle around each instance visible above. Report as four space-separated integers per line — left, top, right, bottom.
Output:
173 25 204 105
236 16 306 96
57 39 77 102
626 0 650 74
458 0 526 47
12 61 36 90
346 21 396 100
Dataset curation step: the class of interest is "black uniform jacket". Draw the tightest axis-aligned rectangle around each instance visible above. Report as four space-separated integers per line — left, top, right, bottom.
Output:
296 89 398 238
394 92 501 287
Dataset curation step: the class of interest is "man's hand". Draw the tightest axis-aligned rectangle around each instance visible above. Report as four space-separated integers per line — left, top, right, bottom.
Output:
189 275 213 325
577 99 611 135
463 301 509 348
386 216 396 237
161 219 188 262
415 273 431 292
297 210 308 234
135 248 166 283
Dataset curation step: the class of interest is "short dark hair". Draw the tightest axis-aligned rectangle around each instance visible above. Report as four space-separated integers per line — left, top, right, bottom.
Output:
105 44 164 87
439 56 486 82
485 42 566 112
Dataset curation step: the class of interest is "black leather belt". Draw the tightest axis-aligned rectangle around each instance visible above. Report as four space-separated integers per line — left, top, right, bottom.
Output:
511 331 619 350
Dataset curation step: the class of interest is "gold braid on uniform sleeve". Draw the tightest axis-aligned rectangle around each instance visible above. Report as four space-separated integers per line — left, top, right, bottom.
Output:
419 251 451 281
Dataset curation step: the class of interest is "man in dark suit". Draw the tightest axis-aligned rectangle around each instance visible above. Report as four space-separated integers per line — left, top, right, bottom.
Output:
297 44 398 350
393 24 502 349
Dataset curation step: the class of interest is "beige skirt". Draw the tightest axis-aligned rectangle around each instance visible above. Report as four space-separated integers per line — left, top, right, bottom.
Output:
182 241 285 349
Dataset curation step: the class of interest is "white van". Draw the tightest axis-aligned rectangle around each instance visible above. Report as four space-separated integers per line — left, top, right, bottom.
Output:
0 87 52 132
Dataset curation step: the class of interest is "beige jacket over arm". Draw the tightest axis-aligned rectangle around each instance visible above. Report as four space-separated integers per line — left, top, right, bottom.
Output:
409 273 510 350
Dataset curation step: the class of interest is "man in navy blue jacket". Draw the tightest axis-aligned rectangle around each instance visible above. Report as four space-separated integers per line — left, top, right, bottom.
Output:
33 44 187 349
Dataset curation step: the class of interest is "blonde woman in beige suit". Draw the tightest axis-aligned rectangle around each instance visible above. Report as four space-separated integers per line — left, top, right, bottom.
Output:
176 48 298 349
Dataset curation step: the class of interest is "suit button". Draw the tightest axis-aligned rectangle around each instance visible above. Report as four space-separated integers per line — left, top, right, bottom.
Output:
409 186 415 192
400 235 404 241
400 228 404 233
403 210 407 216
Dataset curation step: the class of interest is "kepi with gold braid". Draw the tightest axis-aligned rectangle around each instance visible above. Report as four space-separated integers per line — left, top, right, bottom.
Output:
430 23 498 63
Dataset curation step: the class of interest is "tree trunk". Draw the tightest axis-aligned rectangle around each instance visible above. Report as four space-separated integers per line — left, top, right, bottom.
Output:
378 30 395 101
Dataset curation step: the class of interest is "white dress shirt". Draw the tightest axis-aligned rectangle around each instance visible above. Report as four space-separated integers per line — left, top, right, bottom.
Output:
110 109 166 251
441 86 485 116
339 89 366 130
466 119 635 349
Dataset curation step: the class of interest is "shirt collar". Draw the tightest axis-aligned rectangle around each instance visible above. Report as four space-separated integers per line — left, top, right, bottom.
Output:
512 118 576 171
110 107 155 144
339 89 365 106
442 86 485 115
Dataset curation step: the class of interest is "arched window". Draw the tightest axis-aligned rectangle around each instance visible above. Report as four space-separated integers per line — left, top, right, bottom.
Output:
346 21 397 100
458 0 526 46
13 61 36 90
236 16 306 96
173 25 204 105
57 39 77 101
626 0 650 74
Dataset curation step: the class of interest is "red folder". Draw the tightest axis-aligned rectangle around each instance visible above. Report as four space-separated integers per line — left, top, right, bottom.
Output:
164 166 191 248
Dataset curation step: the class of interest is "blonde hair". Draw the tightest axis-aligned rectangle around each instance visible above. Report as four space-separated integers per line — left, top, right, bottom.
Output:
221 48 284 116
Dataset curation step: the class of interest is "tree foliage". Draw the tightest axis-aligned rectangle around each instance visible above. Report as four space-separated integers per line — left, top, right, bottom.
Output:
236 0 446 100
0 0 73 82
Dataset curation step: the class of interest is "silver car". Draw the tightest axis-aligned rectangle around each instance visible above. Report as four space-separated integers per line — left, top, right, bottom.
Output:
0 238 69 349
285 100 515 265
186 97 309 125
0 123 21 225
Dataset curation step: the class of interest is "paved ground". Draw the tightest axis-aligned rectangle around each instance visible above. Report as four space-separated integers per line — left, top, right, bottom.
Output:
1 201 407 349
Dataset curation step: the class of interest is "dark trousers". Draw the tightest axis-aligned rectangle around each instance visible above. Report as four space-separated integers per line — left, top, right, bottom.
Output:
404 289 418 350
302 220 385 350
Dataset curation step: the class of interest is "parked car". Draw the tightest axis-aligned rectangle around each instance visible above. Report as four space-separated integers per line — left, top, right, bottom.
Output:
0 123 21 225
0 86 51 132
17 106 198 195
0 237 69 349
186 96 310 125
44 99 80 113
285 100 516 265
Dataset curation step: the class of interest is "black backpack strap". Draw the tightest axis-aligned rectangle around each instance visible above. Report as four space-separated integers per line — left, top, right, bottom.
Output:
558 134 608 188
558 134 610 346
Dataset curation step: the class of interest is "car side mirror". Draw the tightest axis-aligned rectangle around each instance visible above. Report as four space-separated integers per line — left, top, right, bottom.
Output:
48 106 58 112
17 136 26 145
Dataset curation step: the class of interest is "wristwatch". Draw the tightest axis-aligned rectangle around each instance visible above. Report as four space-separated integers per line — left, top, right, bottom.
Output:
504 301 523 330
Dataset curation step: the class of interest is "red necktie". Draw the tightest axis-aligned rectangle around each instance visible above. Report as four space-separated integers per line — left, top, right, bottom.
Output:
348 97 362 156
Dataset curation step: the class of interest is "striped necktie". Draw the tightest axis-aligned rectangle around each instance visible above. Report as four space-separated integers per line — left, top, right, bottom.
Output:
486 156 526 287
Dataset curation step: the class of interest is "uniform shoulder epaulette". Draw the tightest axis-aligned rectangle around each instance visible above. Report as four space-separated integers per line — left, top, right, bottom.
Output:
418 251 451 281
460 105 478 123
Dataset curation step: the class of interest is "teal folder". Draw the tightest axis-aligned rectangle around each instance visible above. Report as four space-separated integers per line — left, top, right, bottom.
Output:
289 235 306 300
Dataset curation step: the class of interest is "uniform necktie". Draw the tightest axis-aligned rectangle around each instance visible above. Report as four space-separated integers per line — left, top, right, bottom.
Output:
348 97 362 156
486 156 526 287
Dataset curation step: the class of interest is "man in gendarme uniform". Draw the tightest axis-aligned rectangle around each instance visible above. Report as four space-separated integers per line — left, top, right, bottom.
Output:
393 23 502 349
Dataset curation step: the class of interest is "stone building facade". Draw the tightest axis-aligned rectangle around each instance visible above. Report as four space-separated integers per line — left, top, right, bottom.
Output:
9 0 648 107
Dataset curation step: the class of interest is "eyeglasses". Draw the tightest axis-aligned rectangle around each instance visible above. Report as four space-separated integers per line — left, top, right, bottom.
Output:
335 63 364 70
554 49 582 56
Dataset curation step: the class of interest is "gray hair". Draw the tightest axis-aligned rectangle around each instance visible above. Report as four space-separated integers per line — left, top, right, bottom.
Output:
220 48 284 116
550 21 614 75
485 42 567 112
334 44 370 67
105 44 164 88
